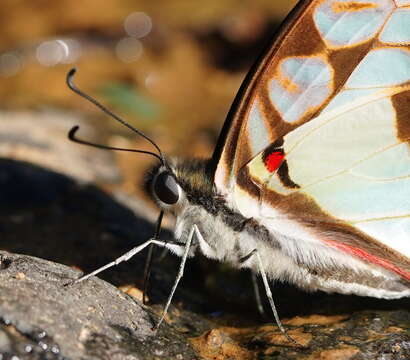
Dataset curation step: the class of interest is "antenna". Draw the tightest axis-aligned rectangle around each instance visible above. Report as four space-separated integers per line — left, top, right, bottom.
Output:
66 68 165 164
68 126 163 163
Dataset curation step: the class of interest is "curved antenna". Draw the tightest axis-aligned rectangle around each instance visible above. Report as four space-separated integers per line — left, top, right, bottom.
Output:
66 68 165 163
69 126 163 163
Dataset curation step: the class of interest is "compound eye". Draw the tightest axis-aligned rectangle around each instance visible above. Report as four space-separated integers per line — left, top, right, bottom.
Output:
153 171 180 205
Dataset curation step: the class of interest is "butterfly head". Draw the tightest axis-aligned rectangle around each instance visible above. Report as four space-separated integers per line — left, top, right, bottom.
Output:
145 157 228 259
146 158 215 217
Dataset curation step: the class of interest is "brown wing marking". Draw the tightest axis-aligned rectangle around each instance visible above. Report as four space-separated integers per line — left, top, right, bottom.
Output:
392 88 410 144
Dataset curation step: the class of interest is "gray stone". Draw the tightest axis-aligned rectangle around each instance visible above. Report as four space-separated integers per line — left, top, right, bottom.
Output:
0 251 197 360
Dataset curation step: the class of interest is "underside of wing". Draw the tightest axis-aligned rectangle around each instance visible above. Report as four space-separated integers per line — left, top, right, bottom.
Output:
212 0 410 281
246 87 410 280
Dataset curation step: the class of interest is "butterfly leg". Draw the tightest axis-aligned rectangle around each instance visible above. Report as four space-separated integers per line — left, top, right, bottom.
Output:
152 224 196 330
251 271 266 316
240 249 302 347
67 238 184 285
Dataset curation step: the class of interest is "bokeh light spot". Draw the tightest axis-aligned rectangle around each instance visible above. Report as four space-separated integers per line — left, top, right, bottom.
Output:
59 39 82 64
124 12 152 38
116 37 143 63
36 39 81 66
36 41 65 66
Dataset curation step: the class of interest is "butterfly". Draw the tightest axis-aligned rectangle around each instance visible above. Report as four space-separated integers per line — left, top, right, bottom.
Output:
67 0 410 342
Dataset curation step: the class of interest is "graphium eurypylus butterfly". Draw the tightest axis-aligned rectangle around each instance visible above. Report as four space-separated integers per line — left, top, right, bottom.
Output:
67 0 410 341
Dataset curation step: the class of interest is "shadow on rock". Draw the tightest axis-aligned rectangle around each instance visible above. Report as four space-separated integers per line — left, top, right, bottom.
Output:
0 158 157 287
0 158 214 318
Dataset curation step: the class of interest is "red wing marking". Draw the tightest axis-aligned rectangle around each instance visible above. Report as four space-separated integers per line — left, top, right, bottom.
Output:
265 151 285 172
324 239 410 281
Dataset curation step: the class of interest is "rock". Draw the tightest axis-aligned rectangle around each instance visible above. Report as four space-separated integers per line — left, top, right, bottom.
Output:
0 110 120 183
189 312 410 359
0 250 197 360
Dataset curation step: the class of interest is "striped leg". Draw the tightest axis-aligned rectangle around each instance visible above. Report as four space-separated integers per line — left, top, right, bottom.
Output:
152 225 196 330
68 238 185 285
240 249 303 347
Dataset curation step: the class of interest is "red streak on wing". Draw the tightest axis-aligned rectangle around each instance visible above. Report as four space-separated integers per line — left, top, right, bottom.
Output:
265 151 285 172
324 240 410 281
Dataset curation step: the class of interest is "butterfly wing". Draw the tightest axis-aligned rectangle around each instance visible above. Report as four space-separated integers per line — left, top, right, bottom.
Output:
211 0 410 282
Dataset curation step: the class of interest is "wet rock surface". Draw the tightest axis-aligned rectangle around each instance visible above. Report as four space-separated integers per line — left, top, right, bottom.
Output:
0 251 197 360
0 112 409 359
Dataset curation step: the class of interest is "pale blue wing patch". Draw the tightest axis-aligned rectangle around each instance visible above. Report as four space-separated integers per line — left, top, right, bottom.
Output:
380 8 410 45
246 100 272 156
323 88 378 112
346 48 410 88
313 0 394 48
269 56 332 123
351 142 410 179
284 95 399 186
305 172 410 222
355 217 410 258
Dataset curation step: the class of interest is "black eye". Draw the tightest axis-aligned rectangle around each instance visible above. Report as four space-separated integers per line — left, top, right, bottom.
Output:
153 172 180 205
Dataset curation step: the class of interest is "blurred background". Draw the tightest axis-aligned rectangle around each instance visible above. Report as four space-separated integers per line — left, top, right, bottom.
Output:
0 0 296 202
